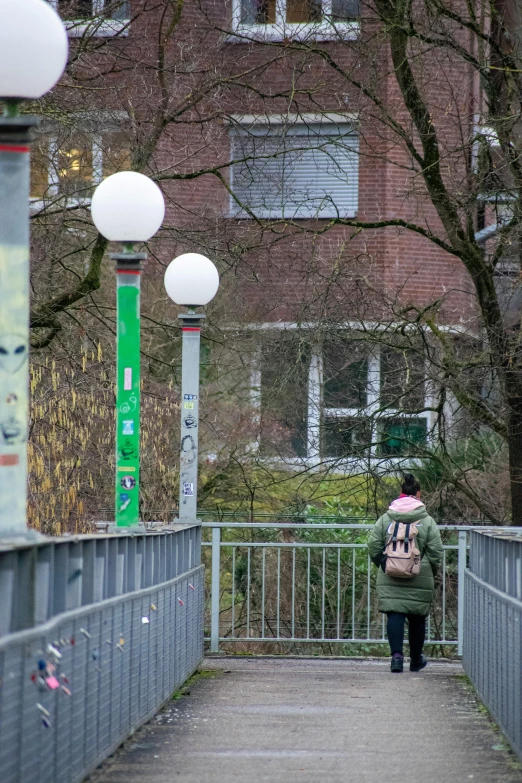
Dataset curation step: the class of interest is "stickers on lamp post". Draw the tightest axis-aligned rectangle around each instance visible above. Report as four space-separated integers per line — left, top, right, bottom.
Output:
0 247 30 531
115 277 140 526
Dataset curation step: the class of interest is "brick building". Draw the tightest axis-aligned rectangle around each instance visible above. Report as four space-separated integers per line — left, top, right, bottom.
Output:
33 0 492 473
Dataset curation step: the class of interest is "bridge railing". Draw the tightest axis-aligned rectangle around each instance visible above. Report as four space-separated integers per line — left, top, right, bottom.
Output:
203 522 471 654
464 529 522 762
0 525 204 783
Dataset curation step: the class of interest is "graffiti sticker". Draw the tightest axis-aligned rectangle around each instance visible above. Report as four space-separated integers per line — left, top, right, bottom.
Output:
119 438 137 461
0 335 27 374
122 420 134 435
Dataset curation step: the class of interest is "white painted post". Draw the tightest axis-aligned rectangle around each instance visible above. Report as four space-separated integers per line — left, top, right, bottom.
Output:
307 351 322 461
457 529 467 656
210 525 221 653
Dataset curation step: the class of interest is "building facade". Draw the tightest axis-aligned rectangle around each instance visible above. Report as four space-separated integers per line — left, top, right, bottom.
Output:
33 0 488 472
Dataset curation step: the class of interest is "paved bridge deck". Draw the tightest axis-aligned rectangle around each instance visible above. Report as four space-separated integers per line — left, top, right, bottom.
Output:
89 657 521 783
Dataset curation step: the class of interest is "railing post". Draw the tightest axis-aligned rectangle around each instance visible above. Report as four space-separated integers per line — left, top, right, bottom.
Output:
210 525 221 653
457 529 467 656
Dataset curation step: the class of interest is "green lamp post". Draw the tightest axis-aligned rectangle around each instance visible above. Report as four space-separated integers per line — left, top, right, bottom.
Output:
0 0 67 537
91 172 165 528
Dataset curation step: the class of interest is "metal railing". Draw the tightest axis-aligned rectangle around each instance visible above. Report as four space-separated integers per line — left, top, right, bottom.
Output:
469 528 522 599
0 526 204 783
203 522 469 654
464 529 522 762
0 524 201 636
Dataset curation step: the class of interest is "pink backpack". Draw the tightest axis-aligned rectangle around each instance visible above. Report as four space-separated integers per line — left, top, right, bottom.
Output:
384 521 421 578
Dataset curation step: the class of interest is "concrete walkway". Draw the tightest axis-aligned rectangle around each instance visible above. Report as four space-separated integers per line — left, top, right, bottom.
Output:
90 657 521 783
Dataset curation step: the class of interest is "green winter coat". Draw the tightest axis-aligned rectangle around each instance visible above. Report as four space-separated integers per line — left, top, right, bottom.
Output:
368 501 443 616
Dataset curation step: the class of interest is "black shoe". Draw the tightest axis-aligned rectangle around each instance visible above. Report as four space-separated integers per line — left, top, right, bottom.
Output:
410 654 428 672
390 655 404 673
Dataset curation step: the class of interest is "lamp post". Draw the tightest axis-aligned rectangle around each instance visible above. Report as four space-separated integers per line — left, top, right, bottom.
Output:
0 0 67 536
91 172 165 528
163 253 219 523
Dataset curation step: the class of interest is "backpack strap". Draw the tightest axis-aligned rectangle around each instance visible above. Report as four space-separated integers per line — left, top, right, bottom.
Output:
404 523 410 553
391 521 400 552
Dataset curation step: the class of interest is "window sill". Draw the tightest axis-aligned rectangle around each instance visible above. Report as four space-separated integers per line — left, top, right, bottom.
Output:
256 455 425 472
226 20 359 43
30 196 92 214
229 209 358 220
64 19 130 38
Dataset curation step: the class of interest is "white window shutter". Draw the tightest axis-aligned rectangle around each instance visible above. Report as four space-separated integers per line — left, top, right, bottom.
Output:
230 122 359 219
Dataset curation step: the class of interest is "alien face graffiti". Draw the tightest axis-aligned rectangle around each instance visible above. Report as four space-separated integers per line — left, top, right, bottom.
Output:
0 335 27 374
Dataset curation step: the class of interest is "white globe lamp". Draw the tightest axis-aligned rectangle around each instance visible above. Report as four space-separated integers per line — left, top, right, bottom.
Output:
91 172 165 243
0 0 68 100
164 253 219 307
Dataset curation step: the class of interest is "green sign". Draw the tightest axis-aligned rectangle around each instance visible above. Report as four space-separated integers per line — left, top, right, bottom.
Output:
115 273 141 526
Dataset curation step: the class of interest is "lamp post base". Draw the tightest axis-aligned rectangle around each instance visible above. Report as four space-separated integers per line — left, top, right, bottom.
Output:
104 521 148 535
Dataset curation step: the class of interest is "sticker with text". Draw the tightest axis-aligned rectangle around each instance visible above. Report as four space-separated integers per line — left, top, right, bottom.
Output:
183 482 194 496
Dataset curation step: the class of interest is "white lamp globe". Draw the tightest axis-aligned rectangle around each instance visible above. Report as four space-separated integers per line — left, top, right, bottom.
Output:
91 172 165 242
0 0 68 99
164 253 219 306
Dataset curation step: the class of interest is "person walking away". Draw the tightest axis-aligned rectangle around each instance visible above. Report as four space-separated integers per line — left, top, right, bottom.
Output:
368 473 443 673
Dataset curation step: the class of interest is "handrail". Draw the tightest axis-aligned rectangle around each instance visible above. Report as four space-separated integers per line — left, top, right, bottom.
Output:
201 522 490 530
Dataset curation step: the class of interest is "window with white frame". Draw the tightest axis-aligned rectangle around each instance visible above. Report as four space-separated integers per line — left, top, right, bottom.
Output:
230 118 359 219
48 1 130 36
322 336 377 459
31 127 131 203
232 0 359 41
256 332 431 463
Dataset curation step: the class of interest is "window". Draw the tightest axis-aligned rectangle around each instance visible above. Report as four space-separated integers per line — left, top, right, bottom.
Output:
259 336 310 458
31 129 131 202
322 336 376 459
379 418 428 457
380 347 424 413
255 332 431 465
233 0 359 41
323 417 371 458
49 1 130 36
323 339 368 408
230 118 359 219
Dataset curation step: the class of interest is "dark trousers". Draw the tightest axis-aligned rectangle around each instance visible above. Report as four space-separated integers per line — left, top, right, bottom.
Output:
386 612 426 660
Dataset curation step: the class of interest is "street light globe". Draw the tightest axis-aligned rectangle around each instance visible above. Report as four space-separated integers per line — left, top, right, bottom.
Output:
91 172 165 242
0 0 68 99
164 253 219 306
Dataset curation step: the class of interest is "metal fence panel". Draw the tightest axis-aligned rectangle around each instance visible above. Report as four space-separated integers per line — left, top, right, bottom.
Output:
0 525 200 636
202 522 472 650
469 529 522 598
0 564 204 783
464 568 522 761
